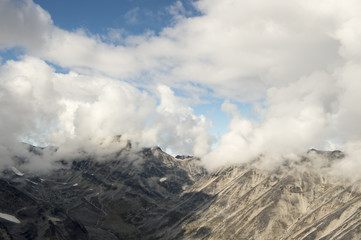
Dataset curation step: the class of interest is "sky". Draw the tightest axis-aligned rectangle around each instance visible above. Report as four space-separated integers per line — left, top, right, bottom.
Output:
1 0 361 173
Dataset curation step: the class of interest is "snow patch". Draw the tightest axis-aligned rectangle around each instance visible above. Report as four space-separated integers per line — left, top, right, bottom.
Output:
26 179 38 185
0 213 20 223
11 167 24 176
48 216 61 222
73 183 78 186
159 177 167 182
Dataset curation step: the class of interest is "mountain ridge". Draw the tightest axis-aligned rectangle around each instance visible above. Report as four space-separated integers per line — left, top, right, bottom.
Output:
0 144 360 239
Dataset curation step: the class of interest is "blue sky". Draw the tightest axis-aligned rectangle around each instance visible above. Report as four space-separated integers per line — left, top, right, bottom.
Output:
34 0 200 35
1 0 361 169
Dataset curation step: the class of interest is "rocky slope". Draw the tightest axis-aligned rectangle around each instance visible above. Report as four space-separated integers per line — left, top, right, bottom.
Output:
175 151 361 240
0 145 360 239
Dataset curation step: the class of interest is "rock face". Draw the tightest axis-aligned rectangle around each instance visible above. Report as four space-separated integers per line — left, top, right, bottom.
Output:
179 162 361 239
0 145 360 239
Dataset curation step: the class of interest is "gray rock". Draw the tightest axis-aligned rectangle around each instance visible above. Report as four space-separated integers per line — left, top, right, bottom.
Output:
0 147 360 240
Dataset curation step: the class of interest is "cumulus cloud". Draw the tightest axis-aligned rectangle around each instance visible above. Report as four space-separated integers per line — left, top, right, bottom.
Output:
21 0 352 105
150 85 214 156
0 56 213 170
0 0 52 50
0 57 58 146
203 72 339 169
2 0 361 177
0 0 356 98
0 0 345 99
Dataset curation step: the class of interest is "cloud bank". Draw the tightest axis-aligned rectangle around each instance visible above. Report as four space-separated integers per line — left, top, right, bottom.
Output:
0 56 213 169
1 0 361 176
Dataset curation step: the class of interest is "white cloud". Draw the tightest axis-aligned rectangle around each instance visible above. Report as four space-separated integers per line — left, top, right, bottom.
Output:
20 0 347 103
0 0 357 100
202 70 346 170
124 7 140 24
0 56 214 170
150 85 214 156
2 0 361 176
0 56 59 147
0 0 52 50
167 1 187 22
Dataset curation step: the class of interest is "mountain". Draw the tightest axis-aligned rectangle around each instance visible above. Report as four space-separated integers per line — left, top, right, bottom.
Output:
0 144 360 239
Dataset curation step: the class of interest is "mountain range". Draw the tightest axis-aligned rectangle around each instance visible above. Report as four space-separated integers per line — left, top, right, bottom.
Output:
0 143 360 240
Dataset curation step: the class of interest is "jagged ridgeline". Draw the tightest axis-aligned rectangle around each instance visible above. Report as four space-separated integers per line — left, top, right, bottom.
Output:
0 143 361 240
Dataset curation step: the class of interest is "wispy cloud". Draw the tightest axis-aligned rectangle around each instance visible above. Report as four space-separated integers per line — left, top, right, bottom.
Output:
124 7 140 24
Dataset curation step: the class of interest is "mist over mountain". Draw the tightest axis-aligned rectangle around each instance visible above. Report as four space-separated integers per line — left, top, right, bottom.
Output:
2 0 361 239
0 142 360 240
